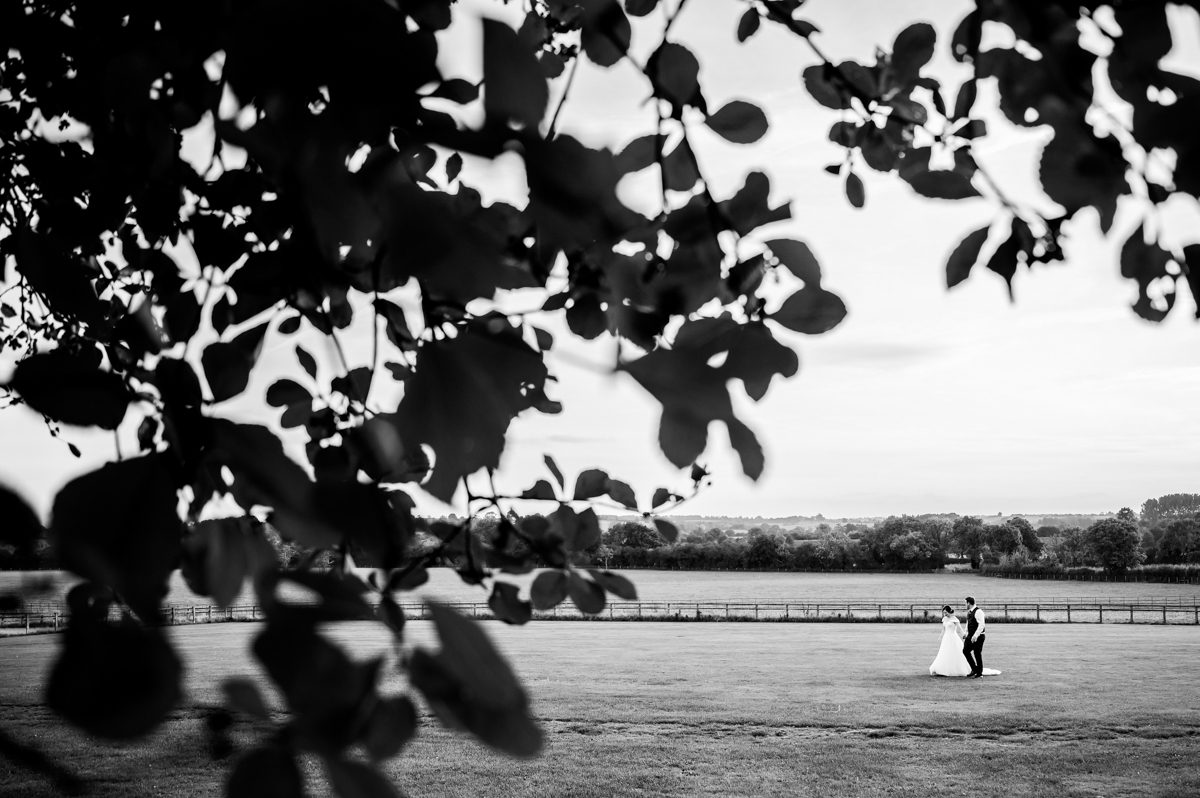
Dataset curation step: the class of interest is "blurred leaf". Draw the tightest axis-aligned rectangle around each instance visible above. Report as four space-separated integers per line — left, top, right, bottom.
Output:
946 225 990 288
605 478 638 510
266 379 311 408
737 9 760 42
391 323 550 502
410 602 542 757
580 0 631 68
705 100 768 144
530 570 568 610
181 516 276 608
845 172 866 208
47 616 182 739
588 569 638 600
488 582 532 625
625 0 659 16
767 239 821 286
328 753 403 796
662 138 700 191
223 677 271 721
615 133 658 175
566 571 605 614
890 22 936 86
51 454 180 621
653 518 679 543
361 696 418 761
647 41 702 111
802 63 851 110
520 479 557 501
0 484 42 549
573 468 609 500
953 79 978 119
482 18 547 129
544 454 565 491
10 348 131 430
650 488 672 510
202 321 270 403
296 345 318 379
227 746 303 798
770 287 847 335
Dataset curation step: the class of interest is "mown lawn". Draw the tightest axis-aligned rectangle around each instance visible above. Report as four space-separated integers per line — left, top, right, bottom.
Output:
1 622 1198 797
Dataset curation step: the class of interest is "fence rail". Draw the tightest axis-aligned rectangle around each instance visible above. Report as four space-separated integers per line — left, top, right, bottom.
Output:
3 599 1200 634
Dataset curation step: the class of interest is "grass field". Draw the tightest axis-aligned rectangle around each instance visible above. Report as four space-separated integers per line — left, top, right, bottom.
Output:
4 568 1199 608
2 621 1198 797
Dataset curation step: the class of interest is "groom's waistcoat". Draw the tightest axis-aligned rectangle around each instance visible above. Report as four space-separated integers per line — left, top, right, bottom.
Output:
966 607 980 637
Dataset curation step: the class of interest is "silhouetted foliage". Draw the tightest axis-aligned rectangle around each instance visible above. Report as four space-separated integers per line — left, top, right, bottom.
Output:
0 0 1197 793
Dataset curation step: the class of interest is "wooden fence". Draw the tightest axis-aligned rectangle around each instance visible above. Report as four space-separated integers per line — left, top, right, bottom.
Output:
3 598 1200 634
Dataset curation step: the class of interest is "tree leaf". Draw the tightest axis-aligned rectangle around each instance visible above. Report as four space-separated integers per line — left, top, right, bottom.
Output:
202 321 270 403
390 323 549 502
946 225 990 288
650 488 672 510
737 9 760 42
181 516 276 608
520 478 558 501
576 507 601 551
544 454 566 491
662 138 700 192
266 379 311 409
770 287 847 334
605 478 638 510
51 454 180 621
47 616 182 740
953 78 978 120
588 569 638 600
328 759 401 798
0 484 42 550
222 677 271 721
10 348 131 430
482 18 547 129
488 581 532 625
531 570 569 610
580 0 631 68
361 696 418 761
625 0 659 17
410 602 542 757
647 41 702 110
573 468 610 500
654 518 679 543
891 22 936 86
904 169 979 200
566 571 606 614
802 64 851 110
845 171 866 208
705 100 768 144
767 238 821 286
296 345 318 379
228 746 304 798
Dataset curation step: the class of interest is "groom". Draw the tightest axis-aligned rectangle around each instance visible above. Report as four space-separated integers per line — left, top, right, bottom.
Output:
963 596 986 678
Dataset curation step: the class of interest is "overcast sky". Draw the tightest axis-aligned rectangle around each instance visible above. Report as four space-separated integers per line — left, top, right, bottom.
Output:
2 0 1197 521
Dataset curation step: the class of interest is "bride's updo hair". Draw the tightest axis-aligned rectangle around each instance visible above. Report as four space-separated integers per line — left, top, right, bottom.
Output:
941 605 953 614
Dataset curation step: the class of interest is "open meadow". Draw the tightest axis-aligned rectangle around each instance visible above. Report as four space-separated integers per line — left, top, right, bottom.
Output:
5 568 1199 607
1 620 1198 797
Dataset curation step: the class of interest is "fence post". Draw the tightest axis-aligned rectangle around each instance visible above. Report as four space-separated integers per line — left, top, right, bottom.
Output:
1163 606 1167 624
53 611 59 631
1098 606 1103 624
1004 604 1009 620
846 604 851 619
877 604 882 620
1067 605 1071 622
909 605 914 621
1036 604 1040 621
170 607 175 625
1130 605 1134 623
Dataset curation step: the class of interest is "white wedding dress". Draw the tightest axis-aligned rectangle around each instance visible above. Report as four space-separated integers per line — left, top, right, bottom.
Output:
929 616 1001 676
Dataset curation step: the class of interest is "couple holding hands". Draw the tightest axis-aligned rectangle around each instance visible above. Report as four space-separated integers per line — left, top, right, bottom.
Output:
929 596 1001 678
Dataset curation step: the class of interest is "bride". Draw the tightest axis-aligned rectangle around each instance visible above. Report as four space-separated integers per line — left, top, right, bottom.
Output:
929 605 1000 677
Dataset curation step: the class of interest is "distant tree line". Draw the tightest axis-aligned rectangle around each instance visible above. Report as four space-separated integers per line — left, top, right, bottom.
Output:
3 494 1195 577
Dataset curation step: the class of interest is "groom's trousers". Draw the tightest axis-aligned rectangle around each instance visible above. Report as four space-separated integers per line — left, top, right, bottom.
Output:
963 634 985 675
